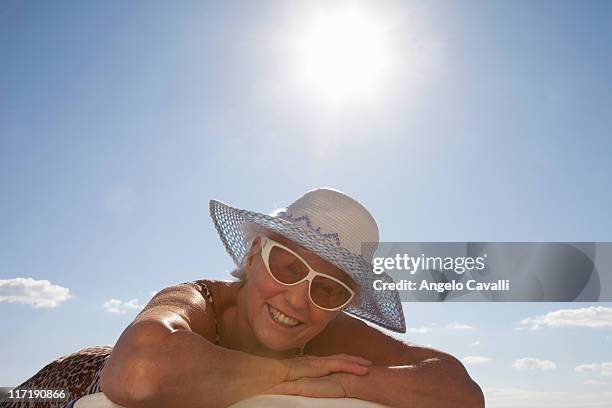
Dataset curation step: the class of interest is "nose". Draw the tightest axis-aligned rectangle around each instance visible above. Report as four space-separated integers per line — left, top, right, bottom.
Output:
284 280 310 312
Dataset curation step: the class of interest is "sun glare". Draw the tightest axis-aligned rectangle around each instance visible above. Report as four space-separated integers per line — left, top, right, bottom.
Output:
292 7 393 106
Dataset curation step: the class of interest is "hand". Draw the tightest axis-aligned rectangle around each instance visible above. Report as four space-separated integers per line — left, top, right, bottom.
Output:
282 354 371 381
267 373 352 399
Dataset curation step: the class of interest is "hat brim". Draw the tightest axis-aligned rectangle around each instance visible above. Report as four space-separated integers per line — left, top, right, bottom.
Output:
210 199 406 333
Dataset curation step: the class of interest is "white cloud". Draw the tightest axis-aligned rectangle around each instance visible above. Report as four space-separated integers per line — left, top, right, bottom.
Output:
406 323 473 334
519 307 612 330
462 356 491 364
470 341 481 346
407 326 432 334
0 277 70 308
446 323 473 330
584 380 607 385
103 298 144 314
576 362 612 377
485 388 612 408
512 358 557 371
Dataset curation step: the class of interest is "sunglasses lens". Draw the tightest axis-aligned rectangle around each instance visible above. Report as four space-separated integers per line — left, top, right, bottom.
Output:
310 275 353 310
268 246 309 284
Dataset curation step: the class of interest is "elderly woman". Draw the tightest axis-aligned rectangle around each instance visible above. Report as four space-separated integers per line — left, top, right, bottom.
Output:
3 188 483 408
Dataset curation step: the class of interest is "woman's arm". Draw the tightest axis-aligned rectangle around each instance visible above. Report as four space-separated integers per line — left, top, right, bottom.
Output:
274 313 484 407
100 283 371 408
334 357 484 408
271 358 483 408
100 283 283 408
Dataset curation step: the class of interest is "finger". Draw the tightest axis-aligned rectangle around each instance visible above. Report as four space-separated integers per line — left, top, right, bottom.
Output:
268 381 303 396
288 362 332 380
312 358 369 376
287 355 371 380
289 359 367 380
325 354 373 366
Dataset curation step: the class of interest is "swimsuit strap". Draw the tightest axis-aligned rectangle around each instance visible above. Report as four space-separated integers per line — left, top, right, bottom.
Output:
191 280 220 346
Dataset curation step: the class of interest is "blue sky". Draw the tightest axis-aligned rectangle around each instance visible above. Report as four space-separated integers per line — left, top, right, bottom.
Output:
1 1 612 406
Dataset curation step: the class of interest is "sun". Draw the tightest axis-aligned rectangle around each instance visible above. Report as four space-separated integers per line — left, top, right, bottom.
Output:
291 6 394 106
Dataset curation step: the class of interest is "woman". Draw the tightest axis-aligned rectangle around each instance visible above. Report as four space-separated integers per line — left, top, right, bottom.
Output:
2 188 483 408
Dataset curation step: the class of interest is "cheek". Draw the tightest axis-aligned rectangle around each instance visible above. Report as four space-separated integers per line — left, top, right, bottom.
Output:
248 264 285 303
307 306 336 328
247 263 336 331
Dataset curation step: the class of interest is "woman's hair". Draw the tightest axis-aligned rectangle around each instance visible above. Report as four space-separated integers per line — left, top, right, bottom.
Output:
231 208 289 281
230 258 248 281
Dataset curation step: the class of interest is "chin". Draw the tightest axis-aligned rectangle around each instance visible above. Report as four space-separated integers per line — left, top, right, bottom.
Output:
254 304 311 351
255 327 301 351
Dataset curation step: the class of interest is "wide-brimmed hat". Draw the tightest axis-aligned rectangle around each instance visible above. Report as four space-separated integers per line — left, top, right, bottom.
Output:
209 187 406 333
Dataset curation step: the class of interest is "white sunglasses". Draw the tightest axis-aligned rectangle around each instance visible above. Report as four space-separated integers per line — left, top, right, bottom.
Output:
260 236 356 311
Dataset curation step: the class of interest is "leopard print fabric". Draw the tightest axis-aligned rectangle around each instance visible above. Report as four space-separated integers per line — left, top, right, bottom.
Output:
1 282 218 408
0 345 112 408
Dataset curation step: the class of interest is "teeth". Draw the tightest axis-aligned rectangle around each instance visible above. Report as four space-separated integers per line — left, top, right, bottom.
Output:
268 305 301 327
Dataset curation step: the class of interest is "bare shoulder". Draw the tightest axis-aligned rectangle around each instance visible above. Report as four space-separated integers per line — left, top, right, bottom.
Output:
136 279 236 341
308 312 457 366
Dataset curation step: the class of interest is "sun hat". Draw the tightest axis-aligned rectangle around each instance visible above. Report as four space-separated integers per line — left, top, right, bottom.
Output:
209 187 406 333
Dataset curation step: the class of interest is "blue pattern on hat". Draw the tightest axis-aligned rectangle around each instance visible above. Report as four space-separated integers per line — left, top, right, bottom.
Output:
284 213 342 247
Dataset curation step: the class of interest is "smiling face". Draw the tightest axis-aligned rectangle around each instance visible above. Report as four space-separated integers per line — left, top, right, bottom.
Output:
240 231 358 352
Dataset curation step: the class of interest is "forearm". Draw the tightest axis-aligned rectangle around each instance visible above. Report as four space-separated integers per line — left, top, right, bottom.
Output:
154 329 287 408
339 358 484 408
102 328 286 408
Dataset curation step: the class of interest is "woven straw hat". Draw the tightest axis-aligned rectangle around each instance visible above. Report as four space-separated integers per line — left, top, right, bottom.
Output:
209 187 406 333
